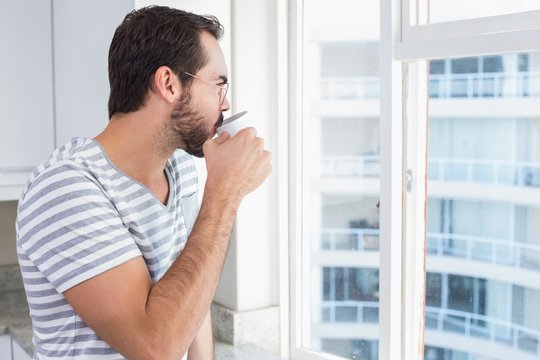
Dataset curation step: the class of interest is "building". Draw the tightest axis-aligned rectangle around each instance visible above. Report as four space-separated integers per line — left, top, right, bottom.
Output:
305 3 540 359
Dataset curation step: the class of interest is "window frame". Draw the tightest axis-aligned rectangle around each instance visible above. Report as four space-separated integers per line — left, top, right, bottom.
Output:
286 0 540 359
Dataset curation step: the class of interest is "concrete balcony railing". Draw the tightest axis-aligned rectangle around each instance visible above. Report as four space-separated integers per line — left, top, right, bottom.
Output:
320 228 380 251
427 232 540 272
320 228 540 272
426 306 540 357
429 71 540 99
320 155 380 178
320 76 380 100
320 300 379 324
319 155 540 189
318 300 540 357
428 157 540 187
318 71 540 100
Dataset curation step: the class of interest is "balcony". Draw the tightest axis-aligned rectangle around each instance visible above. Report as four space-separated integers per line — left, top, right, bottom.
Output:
319 228 540 273
427 232 540 272
317 300 540 357
320 77 379 100
319 71 540 100
319 155 540 190
320 228 380 251
429 157 540 188
321 300 379 324
320 155 380 178
429 71 540 99
426 306 540 357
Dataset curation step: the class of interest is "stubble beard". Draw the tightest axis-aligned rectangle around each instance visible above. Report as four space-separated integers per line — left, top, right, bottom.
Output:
160 91 219 158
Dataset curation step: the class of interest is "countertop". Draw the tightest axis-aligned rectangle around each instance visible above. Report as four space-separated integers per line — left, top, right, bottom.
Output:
0 290 280 360
0 289 33 355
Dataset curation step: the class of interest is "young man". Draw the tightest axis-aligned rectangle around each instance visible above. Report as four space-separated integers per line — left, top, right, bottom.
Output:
16 6 271 359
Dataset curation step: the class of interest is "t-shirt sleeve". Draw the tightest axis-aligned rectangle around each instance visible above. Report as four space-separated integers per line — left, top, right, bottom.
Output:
16 163 142 293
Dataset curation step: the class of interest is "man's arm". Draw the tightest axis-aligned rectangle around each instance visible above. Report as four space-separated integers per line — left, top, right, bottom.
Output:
188 310 214 360
63 129 271 360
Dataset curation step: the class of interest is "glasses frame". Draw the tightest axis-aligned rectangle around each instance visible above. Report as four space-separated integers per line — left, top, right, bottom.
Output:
182 71 229 105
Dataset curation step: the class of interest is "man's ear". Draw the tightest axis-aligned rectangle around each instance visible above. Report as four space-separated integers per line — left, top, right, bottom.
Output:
152 66 181 104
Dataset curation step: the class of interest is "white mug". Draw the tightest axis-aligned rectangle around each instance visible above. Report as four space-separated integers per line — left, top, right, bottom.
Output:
216 111 249 137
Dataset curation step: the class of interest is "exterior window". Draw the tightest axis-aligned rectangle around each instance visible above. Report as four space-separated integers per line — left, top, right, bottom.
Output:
289 1 540 359
425 52 540 359
300 0 380 358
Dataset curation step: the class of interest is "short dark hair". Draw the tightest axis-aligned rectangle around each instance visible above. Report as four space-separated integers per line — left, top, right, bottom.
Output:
107 6 224 118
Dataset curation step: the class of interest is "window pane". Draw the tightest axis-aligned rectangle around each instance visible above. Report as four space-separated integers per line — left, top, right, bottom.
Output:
425 51 540 359
304 0 380 358
429 0 540 23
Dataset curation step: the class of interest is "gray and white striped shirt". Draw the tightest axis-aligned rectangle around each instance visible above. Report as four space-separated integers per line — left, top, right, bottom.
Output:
16 137 199 359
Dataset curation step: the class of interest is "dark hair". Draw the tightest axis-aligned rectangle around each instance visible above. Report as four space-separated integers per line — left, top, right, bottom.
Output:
107 6 224 118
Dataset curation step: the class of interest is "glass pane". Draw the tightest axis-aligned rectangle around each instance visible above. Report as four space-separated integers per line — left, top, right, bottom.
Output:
425 52 540 359
304 0 380 359
429 0 540 23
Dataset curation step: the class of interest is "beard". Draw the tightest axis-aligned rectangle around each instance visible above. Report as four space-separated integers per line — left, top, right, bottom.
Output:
163 91 223 158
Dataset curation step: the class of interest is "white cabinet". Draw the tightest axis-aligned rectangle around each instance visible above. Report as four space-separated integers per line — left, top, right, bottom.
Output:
12 338 31 360
0 335 32 360
0 0 55 172
53 0 134 146
0 0 134 201
0 335 12 358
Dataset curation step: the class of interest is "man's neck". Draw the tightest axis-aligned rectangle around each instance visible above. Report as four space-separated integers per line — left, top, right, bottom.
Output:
94 111 172 191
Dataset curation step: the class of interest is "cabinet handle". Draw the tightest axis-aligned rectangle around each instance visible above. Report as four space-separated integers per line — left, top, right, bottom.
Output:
0 166 34 173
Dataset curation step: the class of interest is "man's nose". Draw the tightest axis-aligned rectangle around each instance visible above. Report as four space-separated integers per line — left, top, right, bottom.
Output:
220 97 231 112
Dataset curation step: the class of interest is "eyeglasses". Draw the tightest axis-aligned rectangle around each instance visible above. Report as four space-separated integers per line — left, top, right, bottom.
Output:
182 71 229 105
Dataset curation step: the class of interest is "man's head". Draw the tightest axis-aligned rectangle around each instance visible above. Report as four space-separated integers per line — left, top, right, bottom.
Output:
108 6 229 157
108 6 223 117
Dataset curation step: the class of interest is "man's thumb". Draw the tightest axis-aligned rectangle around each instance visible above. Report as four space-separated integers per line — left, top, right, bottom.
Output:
214 131 230 144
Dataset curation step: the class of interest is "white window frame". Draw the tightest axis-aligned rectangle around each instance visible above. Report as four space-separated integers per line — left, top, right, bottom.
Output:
285 0 540 359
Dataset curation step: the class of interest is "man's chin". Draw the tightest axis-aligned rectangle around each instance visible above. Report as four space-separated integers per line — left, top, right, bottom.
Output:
182 146 205 158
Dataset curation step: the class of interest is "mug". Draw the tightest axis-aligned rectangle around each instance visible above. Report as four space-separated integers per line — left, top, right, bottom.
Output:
216 111 249 137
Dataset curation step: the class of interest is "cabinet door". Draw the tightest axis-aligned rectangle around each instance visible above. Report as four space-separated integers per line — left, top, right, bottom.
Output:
12 339 31 360
0 335 12 359
53 0 134 146
0 0 55 170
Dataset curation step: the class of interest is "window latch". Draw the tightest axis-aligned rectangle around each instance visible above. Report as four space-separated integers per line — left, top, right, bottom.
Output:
406 169 413 193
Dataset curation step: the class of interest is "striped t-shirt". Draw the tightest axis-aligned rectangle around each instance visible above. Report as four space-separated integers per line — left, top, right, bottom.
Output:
16 137 200 359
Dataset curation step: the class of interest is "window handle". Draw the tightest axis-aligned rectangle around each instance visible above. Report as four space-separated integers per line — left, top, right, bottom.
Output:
406 169 413 193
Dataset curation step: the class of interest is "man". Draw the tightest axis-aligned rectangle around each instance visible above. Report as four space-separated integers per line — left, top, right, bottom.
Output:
16 6 271 359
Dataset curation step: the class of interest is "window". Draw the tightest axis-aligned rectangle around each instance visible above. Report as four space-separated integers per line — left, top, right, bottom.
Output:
428 0 540 23
288 0 540 359
425 51 540 358
289 0 381 359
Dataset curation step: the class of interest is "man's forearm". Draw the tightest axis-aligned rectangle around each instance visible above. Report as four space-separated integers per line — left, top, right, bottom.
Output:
143 189 240 358
188 310 214 360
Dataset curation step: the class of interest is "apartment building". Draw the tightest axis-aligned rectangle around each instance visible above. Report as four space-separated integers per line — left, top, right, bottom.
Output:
305 3 540 359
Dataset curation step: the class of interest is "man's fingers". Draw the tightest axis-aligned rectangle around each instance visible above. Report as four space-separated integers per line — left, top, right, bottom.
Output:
214 131 230 144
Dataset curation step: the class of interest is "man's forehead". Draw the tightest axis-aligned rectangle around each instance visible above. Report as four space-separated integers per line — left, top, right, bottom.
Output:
199 32 228 79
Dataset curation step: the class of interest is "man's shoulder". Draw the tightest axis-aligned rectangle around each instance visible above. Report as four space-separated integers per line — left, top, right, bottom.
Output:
19 138 102 201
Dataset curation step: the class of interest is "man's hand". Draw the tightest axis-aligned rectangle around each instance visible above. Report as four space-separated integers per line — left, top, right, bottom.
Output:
203 128 272 202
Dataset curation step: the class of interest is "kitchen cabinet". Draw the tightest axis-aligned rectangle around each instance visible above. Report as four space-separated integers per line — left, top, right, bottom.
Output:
0 335 12 358
12 338 31 360
0 334 31 360
0 0 134 201
0 0 55 199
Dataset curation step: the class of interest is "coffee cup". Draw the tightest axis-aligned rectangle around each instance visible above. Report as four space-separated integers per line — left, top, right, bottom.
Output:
216 111 249 137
